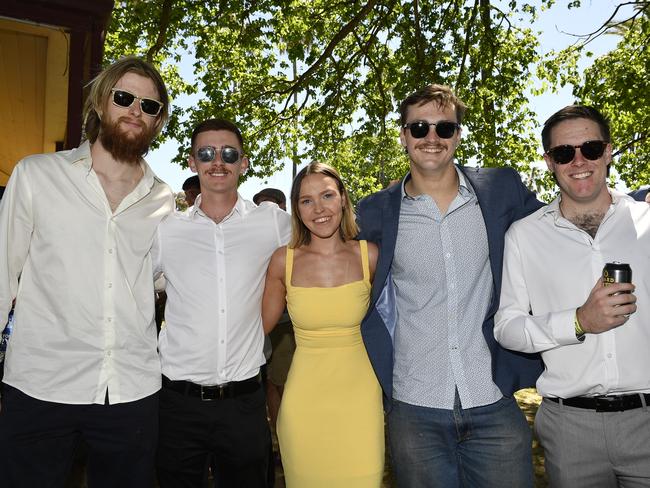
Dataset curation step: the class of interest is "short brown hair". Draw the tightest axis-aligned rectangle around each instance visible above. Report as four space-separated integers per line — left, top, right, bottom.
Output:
399 84 467 126
289 161 359 248
83 56 169 143
190 118 244 152
541 105 611 152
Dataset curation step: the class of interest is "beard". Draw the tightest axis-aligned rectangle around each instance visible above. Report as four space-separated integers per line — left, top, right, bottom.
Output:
99 116 156 165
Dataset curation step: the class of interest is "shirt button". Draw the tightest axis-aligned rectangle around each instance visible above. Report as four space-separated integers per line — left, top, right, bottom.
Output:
607 353 613 358
107 317 112 322
220 340 224 344
220 309 225 314
445 253 451 259
108 249 113 254
106 350 112 357
108 283 113 288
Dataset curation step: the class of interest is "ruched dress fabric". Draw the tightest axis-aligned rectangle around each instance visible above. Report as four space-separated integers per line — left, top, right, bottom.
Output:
277 240 384 487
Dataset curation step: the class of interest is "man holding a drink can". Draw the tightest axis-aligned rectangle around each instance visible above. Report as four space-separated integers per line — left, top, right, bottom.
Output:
494 105 649 487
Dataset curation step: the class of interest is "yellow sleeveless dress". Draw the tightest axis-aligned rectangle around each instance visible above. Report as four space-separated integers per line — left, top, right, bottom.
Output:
277 240 384 487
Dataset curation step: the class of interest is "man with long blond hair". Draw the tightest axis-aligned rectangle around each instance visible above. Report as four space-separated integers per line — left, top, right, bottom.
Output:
0 56 173 487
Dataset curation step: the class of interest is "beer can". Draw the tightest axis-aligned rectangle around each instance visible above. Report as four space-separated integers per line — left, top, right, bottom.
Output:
602 262 632 293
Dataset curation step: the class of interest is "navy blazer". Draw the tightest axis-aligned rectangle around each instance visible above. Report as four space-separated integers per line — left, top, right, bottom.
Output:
357 165 544 407
629 187 649 202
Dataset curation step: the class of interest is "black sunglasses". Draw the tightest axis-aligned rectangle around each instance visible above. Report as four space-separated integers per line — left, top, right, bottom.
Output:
546 140 607 165
111 89 163 117
403 120 460 139
195 146 242 164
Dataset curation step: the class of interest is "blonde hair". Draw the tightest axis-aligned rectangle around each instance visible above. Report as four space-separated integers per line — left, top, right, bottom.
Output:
83 56 169 143
289 161 359 248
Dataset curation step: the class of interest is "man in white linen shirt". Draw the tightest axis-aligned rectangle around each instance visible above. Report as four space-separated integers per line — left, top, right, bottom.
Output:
0 56 174 487
153 118 291 488
495 105 648 487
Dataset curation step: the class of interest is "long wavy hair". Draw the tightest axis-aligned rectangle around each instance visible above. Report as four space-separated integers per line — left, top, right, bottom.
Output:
82 56 169 143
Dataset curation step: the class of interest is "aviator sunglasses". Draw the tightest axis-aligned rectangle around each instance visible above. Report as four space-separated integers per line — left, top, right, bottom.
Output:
110 89 164 117
403 120 460 139
546 140 607 165
195 146 242 164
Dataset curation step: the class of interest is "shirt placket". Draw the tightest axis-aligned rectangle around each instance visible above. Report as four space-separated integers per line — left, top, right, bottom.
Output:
440 216 463 405
214 222 228 382
591 232 619 391
96 216 118 403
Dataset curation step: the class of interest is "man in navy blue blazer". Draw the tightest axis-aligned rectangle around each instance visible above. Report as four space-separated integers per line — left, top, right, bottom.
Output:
357 84 543 488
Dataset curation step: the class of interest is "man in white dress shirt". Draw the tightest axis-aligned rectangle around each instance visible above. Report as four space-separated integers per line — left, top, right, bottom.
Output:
495 105 649 487
153 118 291 487
0 57 174 487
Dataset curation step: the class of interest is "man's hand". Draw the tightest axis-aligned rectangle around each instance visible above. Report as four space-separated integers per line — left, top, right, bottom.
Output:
577 278 637 334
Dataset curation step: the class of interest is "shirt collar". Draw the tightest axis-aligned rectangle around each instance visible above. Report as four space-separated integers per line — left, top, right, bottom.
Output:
68 140 156 190
541 187 627 220
190 193 246 221
401 166 473 200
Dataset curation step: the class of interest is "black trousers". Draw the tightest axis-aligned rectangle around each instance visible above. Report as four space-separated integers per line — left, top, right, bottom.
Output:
156 381 271 488
0 383 158 488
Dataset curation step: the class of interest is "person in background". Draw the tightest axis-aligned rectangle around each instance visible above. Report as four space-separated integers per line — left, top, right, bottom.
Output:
254 187 287 211
629 186 649 203
495 105 649 487
356 84 544 487
263 161 383 487
182 174 201 208
0 56 174 487
253 188 294 436
153 118 291 488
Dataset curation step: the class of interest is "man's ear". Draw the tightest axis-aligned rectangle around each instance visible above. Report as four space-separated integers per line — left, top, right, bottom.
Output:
543 153 554 172
240 156 250 175
399 129 407 152
188 155 198 173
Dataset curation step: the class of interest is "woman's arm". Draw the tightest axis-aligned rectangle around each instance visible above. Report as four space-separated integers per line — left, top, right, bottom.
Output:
262 246 287 334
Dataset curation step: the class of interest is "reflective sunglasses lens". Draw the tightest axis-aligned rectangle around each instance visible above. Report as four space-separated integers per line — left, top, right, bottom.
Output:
548 145 576 164
435 122 458 139
197 146 216 163
140 98 162 116
409 122 430 138
581 141 606 160
221 147 240 164
113 90 135 108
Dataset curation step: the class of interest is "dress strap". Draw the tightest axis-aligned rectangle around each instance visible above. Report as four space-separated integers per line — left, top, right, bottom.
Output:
359 240 370 283
285 247 295 289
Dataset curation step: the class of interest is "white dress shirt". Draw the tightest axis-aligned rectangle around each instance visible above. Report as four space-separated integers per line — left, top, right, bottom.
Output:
495 190 650 398
153 196 291 385
0 141 174 404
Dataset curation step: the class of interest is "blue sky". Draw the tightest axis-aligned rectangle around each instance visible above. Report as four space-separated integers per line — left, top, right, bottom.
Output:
148 0 632 198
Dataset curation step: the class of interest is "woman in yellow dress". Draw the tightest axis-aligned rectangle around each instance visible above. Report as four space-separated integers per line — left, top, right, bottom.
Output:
262 161 384 487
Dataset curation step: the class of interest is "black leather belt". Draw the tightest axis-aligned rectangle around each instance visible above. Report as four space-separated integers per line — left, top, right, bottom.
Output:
162 374 261 401
546 393 650 412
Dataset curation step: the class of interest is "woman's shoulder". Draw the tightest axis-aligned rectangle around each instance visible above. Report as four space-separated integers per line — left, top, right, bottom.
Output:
268 245 288 273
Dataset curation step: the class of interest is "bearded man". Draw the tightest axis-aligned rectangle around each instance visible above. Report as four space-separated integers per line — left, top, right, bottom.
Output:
0 56 174 488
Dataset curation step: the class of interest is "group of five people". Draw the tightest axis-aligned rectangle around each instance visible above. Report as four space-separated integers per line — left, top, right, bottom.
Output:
0 55 647 488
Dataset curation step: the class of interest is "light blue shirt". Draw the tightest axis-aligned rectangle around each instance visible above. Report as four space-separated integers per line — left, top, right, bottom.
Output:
392 168 503 409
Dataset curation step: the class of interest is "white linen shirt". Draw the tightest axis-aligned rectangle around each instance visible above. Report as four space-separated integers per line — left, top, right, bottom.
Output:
153 196 291 385
0 141 174 404
495 190 650 398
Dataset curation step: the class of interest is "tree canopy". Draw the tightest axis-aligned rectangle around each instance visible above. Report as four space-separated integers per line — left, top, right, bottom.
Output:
105 0 649 202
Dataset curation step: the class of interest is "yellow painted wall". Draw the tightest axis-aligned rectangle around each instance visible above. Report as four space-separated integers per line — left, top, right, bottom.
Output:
0 19 69 185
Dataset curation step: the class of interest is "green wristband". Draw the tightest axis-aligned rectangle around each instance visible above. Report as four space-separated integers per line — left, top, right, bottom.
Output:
574 310 585 341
